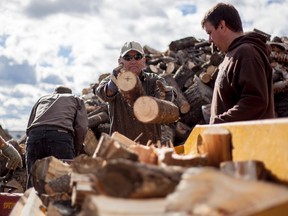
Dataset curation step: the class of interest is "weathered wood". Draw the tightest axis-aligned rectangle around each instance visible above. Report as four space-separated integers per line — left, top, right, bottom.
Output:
88 111 109 128
92 133 138 161
133 96 179 124
173 61 201 90
181 76 213 126
169 36 199 52
114 71 146 106
83 129 98 156
32 156 71 195
10 188 45 216
95 158 184 198
166 167 288 216
111 131 136 146
44 174 71 195
197 127 232 167
128 144 158 165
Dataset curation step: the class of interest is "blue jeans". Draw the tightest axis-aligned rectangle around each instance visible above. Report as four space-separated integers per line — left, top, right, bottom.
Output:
25 128 75 189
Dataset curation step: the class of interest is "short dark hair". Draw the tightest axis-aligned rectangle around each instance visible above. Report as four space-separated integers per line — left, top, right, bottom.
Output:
201 3 243 32
54 85 72 94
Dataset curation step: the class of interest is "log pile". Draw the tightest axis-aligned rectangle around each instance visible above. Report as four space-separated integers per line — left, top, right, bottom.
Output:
9 130 288 216
84 31 288 147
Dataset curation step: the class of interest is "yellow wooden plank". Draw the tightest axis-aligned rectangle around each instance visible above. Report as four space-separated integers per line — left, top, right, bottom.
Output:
183 118 288 183
249 200 288 216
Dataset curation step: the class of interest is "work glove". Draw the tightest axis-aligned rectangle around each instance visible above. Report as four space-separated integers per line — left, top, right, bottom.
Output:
1 143 23 170
108 63 124 94
112 63 124 78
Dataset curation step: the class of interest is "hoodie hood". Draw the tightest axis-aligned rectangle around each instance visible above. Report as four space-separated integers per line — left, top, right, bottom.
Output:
228 32 271 57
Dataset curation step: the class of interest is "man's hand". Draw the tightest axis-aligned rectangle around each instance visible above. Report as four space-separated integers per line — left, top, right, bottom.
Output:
1 144 23 170
112 63 124 78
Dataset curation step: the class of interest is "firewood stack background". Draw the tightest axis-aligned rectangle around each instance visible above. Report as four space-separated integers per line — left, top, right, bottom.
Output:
83 29 288 147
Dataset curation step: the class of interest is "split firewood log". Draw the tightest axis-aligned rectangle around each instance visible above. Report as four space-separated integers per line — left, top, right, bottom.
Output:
95 132 158 165
113 70 146 106
44 174 71 195
133 96 179 124
9 188 45 216
94 158 184 198
166 167 288 216
197 127 232 167
32 156 72 195
92 133 138 162
83 129 98 156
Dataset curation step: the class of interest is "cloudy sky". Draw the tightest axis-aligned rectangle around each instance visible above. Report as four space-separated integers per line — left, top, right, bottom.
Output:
0 0 288 132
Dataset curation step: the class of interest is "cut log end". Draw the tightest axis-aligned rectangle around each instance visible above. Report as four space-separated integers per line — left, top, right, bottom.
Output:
117 71 138 92
134 96 159 123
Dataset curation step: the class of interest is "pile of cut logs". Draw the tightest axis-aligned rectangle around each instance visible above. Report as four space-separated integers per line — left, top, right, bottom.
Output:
9 129 288 215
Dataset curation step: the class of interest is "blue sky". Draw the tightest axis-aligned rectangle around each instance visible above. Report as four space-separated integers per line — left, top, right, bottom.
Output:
0 0 288 131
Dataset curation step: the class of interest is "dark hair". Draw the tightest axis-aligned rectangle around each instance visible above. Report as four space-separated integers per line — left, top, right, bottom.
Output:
54 85 72 94
201 3 243 32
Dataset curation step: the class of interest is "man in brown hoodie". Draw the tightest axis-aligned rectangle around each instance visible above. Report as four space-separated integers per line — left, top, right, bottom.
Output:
201 3 275 124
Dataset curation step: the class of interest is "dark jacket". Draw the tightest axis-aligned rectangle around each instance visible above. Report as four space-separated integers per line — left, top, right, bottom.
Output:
26 93 88 152
96 71 175 144
210 32 275 124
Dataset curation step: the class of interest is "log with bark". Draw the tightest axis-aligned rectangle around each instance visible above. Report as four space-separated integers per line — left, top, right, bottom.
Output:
94 158 184 198
133 96 180 124
197 127 232 167
92 133 139 162
31 156 72 195
161 73 191 114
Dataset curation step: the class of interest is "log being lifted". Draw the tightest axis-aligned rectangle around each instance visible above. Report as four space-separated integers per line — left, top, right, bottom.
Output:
113 70 146 106
133 96 180 124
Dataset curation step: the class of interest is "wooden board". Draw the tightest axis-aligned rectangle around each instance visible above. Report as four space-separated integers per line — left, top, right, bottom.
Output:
183 118 288 183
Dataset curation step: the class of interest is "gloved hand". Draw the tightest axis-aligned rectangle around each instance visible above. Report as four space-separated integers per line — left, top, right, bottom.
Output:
1 143 23 170
108 63 124 95
112 63 124 78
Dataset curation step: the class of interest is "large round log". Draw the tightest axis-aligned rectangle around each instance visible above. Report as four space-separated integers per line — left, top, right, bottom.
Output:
133 96 180 124
115 71 146 106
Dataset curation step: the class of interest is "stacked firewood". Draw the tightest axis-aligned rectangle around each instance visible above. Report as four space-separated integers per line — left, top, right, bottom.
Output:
9 128 288 216
83 31 288 147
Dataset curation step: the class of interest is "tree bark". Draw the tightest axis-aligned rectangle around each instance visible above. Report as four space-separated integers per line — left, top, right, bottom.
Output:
133 96 179 124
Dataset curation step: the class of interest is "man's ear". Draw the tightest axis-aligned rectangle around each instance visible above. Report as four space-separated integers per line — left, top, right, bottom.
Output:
219 20 226 30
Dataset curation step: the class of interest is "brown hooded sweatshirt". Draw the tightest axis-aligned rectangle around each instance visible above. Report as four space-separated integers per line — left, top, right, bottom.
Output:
210 32 275 124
